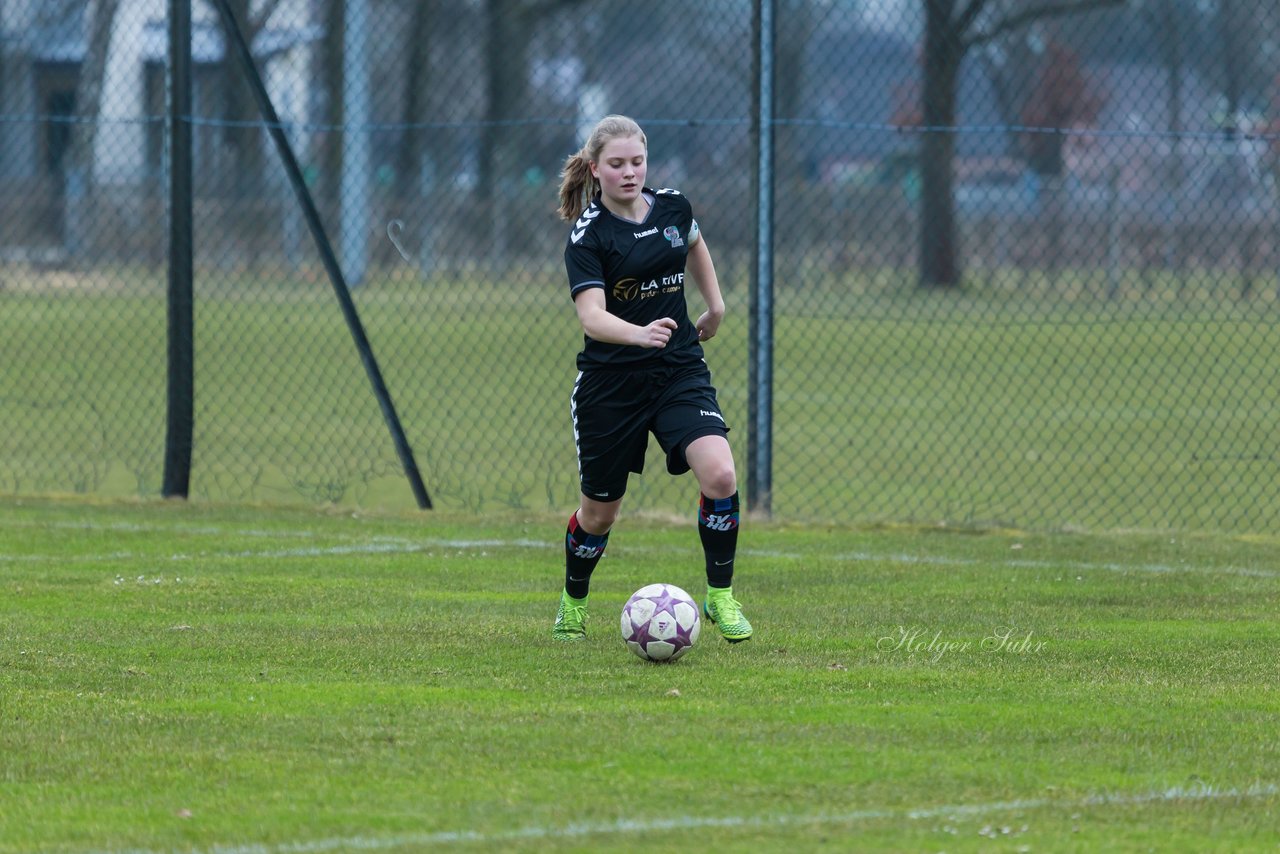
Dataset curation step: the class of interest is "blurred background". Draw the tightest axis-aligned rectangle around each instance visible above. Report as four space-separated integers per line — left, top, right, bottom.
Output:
2 0 1278 531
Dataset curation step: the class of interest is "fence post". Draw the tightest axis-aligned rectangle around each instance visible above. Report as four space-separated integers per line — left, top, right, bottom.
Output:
748 0 775 516
162 0 194 499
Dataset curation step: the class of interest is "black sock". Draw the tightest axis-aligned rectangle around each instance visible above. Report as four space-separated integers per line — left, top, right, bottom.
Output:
699 492 739 589
564 512 609 599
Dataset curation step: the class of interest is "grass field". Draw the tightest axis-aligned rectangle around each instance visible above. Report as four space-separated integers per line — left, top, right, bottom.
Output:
2 494 1278 852
4 268 1280 530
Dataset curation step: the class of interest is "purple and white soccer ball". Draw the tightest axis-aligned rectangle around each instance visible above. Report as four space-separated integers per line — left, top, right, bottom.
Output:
621 583 701 662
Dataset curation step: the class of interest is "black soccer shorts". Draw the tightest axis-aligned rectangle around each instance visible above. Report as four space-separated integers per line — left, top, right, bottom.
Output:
571 361 730 501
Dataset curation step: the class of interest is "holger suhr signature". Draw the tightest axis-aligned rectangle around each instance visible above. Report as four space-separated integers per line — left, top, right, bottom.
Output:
877 625 1047 662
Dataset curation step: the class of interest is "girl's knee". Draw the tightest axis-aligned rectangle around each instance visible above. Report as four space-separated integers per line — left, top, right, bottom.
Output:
578 500 620 534
699 465 737 499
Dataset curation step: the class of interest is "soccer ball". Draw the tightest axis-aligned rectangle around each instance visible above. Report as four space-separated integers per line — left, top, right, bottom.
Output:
621 583 701 662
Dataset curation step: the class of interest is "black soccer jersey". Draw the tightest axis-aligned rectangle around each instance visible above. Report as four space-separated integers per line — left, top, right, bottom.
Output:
564 188 704 371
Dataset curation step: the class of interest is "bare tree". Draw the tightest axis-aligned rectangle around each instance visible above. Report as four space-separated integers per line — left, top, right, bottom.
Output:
774 0 826 193
974 2 1104 163
476 0 586 259
478 0 526 204
1149 2 1183 134
479 0 586 200
974 22 1041 158
318 0 343 207
1139 0 1187 189
1138 0 1278 134
65 0 121 260
914 0 1123 289
221 0 287 198
1213 0 1254 134
1021 41 1103 177
394 1 433 196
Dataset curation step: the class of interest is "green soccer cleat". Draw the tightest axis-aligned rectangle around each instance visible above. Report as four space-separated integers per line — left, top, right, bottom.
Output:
552 589 589 641
703 587 752 643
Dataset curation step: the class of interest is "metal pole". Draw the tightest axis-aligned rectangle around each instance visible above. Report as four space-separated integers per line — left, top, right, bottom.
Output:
162 0 194 499
748 0 775 516
341 0 370 287
210 0 432 509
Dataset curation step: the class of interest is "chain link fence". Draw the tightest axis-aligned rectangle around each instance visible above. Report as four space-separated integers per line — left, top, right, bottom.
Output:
3 0 1279 531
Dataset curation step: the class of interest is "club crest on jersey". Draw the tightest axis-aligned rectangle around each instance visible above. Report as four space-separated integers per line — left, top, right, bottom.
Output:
663 226 684 248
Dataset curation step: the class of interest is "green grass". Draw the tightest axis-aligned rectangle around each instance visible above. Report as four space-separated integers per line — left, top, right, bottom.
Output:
3 268 1280 529
2 495 1278 851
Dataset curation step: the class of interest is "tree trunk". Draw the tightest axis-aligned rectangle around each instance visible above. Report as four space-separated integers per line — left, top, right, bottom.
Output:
65 0 121 260
222 0 278 263
976 45 1030 160
395 2 432 196
919 1 962 288
1160 1 1185 276
775 0 814 194
320 0 345 209
1217 0 1245 134
480 0 529 261
480 0 527 201
223 0 283 198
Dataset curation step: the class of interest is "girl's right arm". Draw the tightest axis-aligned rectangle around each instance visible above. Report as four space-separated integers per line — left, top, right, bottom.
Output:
574 289 677 349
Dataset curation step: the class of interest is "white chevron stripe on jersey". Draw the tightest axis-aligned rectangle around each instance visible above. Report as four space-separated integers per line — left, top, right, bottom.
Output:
570 206 601 243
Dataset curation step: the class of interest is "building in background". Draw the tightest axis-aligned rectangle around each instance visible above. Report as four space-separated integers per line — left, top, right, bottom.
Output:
0 0 318 254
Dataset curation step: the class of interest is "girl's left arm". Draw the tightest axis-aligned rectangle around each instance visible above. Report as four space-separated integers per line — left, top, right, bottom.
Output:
687 233 725 341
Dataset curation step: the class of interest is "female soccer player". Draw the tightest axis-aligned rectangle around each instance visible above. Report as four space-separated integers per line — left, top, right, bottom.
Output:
551 114 752 644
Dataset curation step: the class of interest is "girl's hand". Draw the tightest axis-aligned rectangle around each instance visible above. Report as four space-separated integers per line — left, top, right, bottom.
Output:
637 317 679 348
695 308 723 341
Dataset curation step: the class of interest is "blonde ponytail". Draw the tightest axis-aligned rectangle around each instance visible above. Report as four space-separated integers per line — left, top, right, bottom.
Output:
557 150 597 222
555 114 647 222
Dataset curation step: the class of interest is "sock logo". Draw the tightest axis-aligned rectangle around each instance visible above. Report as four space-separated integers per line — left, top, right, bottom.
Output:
701 513 738 532
572 543 603 559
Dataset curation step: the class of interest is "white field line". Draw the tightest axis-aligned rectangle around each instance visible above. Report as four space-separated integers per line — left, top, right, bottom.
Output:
2 533 1278 579
103 782 1279 854
0 538 550 566
831 550 1280 579
0 518 337 539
